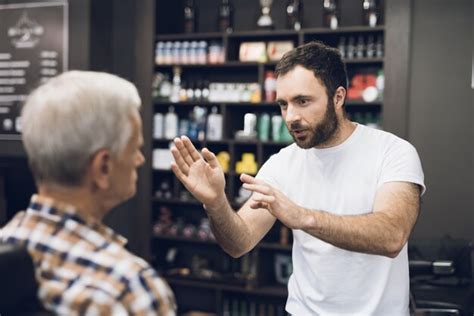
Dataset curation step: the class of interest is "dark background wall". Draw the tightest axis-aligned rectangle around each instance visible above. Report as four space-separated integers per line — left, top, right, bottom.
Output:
407 0 473 244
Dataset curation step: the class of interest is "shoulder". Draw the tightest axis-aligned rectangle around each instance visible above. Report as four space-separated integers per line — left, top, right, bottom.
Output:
358 125 417 154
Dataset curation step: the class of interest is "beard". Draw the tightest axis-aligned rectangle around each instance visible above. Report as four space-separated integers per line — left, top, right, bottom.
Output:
288 98 339 149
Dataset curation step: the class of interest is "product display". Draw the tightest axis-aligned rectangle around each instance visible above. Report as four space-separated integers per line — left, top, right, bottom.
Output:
286 0 303 30
256 0 274 29
362 0 379 27
155 41 224 65
151 2 387 311
218 0 234 33
323 0 339 29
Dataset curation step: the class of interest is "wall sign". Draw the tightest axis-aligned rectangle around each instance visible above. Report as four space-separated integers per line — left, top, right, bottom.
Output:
0 1 68 135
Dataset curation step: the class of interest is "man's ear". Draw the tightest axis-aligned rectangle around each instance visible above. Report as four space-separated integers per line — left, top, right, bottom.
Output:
333 86 346 109
89 149 112 190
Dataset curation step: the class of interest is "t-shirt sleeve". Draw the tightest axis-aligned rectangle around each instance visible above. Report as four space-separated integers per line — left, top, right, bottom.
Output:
378 138 426 195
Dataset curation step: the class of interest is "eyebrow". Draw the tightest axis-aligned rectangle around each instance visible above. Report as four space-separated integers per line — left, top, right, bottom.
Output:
276 94 313 105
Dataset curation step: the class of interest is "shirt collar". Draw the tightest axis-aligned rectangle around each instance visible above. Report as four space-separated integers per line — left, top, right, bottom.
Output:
27 194 128 247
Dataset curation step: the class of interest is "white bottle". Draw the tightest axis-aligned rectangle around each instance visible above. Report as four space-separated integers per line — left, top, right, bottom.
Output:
153 112 164 139
206 106 223 140
170 67 181 103
164 106 178 139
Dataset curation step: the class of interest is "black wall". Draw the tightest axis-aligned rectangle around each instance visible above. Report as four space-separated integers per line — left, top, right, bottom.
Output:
407 0 473 244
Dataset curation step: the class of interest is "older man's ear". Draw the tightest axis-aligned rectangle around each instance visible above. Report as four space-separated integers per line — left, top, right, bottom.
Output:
89 149 112 190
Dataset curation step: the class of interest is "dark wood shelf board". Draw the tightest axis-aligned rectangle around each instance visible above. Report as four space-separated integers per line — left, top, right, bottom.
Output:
303 25 385 35
156 32 225 41
165 276 288 297
152 197 202 206
343 58 384 64
155 62 262 69
228 29 299 38
153 234 216 245
258 242 292 252
345 100 382 107
156 26 384 41
154 101 279 107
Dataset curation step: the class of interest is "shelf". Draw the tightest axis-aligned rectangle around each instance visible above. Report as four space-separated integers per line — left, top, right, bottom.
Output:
153 233 292 253
228 29 298 38
152 197 202 206
156 32 225 41
258 242 292 252
165 276 288 297
152 138 291 147
155 62 262 69
154 101 278 107
153 234 217 245
343 57 384 64
155 26 385 41
302 25 385 35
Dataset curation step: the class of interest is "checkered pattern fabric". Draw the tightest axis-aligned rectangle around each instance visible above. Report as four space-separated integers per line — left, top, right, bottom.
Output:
0 195 176 316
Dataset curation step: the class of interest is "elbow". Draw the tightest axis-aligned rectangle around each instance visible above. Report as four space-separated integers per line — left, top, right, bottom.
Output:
384 232 408 258
223 243 251 259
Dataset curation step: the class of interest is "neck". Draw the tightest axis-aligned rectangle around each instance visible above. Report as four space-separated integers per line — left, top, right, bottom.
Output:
37 183 107 222
316 116 356 149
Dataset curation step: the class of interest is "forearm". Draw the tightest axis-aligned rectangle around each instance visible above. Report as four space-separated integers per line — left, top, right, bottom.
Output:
303 208 408 258
205 198 253 258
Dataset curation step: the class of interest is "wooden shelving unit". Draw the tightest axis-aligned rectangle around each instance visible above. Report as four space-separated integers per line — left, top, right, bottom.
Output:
150 1 388 314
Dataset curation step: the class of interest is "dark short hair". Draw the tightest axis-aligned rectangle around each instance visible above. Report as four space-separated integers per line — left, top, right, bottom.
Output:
275 41 348 102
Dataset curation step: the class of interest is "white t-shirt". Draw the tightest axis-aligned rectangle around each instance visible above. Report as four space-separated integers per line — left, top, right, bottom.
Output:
256 124 425 316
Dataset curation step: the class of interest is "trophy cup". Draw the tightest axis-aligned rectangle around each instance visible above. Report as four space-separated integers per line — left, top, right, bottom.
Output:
257 0 274 29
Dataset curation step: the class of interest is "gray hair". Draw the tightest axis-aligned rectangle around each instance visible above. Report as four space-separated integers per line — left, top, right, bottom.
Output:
21 70 141 186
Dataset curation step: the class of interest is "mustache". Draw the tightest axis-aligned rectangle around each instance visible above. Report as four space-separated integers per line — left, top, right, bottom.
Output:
289 122 305 131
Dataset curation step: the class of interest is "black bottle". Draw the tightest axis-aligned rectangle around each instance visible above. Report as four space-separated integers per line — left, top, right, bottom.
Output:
184 0 197 33
218 0 234 33
286 0 303 31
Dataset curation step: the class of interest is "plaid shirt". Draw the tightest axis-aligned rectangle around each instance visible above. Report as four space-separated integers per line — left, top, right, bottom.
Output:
0 195 176 316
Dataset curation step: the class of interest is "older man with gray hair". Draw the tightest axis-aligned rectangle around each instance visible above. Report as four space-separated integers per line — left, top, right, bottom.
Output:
0 71 176 315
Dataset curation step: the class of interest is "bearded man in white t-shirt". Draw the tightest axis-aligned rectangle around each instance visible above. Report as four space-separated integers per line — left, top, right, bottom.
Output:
171 41 425 315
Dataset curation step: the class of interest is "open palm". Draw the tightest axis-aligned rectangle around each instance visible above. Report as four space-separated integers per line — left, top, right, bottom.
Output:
171 136 226 206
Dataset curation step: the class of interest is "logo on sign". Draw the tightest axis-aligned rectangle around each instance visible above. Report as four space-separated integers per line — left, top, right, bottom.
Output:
8 11 44 48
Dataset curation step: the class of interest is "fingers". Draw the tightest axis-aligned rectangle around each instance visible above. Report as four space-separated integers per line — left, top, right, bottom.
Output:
202 148 219 169
242 183 272 196
240 173 267 185
170 147 190 176
181 136 201 162
171 162 189 186
173 137 195 167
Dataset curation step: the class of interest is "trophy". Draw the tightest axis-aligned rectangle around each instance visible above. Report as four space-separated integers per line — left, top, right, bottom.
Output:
257 0 274 29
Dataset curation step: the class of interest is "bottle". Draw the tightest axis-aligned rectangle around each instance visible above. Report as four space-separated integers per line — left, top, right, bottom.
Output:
186 81 195 101
218 0 234 33
337 36 346 59
170 66 181 103
258 113 270 141
179 81 188 102
375 34 384 58
323 0 339 30
362 0 378 27
366 35 375 58
264 71 277 102
346 36 355 59
184 0 197 33
164 106 178 139
194 80 202 101
202 81 210 102
355 35 365 59
153 112 164 139
286 0 303 31
206 106 223 141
